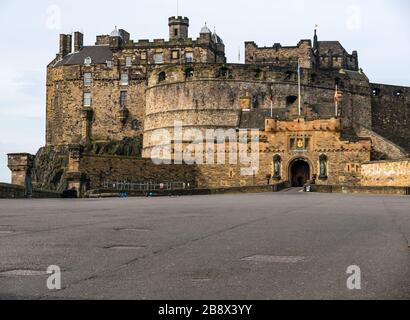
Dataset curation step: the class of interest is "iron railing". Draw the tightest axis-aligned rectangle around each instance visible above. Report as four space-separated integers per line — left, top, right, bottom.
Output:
102 181 189 192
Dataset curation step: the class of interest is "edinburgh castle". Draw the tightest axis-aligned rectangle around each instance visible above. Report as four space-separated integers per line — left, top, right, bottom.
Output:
7 16 410 196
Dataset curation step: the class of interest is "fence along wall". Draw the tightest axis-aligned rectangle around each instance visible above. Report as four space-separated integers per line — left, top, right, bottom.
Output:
360 160 410 187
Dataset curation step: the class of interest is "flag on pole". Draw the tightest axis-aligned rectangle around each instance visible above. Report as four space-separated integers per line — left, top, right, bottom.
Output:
334 86 343 103
334 85 343 117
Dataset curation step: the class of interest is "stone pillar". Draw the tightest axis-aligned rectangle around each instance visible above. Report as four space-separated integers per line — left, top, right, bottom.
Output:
66 145 88 197
7 153 35 197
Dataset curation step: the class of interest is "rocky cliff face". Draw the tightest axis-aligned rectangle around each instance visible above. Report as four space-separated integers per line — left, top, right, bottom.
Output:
32 146 69 191
32 136 143 191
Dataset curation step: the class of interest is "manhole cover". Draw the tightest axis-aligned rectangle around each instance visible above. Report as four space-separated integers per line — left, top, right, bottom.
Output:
105 245 145 250
241 255 306 264
0 270 48 276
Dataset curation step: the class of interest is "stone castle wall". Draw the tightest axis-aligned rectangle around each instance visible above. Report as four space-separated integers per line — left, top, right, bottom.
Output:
143 63 372 156
370 83 410 153
46 64 146 146
360 160 410 187
79 155 196 190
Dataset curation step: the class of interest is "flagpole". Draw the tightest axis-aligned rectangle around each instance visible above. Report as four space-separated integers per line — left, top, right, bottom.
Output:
335 84 338 117
298 59 301 116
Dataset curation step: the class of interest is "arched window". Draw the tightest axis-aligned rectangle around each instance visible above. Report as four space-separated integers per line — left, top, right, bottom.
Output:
185 68 194 79
273 155 282 180
319 154 328 180
158 72 166 83
286 96 298 107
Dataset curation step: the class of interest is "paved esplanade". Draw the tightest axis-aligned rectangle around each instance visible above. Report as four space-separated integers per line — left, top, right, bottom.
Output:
1 192 409 299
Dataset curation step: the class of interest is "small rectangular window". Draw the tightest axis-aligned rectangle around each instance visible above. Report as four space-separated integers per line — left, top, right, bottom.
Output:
141 51 147 60
83 93 92 107
120 91 127 108
154 53 163 64
106 60 113 68
172 50 179 60
185 52 193 63
125 56 132 67
83 73 92 86
120 73 129 86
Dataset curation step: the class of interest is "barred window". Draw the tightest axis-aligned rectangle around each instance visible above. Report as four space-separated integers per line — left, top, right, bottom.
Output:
125 56 132 67
154 53 163 64
83 93 92 107
120 91 127 108
83 73 92 86
120 73 129 86
185 52 193 63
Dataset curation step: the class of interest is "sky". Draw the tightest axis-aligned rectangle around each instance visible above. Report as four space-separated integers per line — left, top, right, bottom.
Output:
0 0 409 183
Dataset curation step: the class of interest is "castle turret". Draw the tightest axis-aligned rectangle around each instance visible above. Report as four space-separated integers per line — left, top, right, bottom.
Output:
169 16 189 40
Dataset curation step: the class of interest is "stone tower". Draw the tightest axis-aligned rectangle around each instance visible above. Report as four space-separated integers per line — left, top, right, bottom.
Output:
169 16 189 40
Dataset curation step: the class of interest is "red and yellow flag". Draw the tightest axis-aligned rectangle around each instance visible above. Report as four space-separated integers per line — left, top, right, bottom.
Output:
334 87 343 103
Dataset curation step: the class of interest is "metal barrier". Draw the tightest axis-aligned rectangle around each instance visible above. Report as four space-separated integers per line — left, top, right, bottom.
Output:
102 181 188 192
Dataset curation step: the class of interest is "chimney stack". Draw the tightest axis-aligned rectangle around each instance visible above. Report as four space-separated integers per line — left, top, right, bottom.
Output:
59 34 72 58
74 32 84 52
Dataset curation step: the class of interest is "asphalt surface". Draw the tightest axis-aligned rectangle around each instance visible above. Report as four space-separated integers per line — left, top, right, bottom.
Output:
0 191 409 300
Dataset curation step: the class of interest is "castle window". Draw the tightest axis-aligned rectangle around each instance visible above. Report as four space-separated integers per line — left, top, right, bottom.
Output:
185 68 194 78
125 56 132 67
284 71 293 81
218 67 229 78
286 96 298 107
141 51 147 60
106 60 113 68
335 77 341 86
158 72 166 83
310 73 317 83
185 52 193 63
372 88 380 96
83 93 92 107
174 29 178 37
84 57 92 66
154 53 164 64
83 73 92 86
120 91 127 108
172 50 180 60
120 73 129 86
53 96 59 109
254 69 262 79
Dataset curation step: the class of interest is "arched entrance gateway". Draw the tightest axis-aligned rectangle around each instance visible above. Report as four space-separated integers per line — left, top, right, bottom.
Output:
289 158 311 187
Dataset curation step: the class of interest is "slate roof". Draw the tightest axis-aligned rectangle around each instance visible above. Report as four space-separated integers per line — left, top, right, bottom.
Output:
318 41 347 55
54 45 113 67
